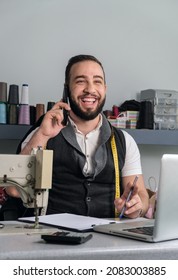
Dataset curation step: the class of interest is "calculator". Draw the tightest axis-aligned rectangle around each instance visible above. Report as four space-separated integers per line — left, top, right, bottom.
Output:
41 231 93 244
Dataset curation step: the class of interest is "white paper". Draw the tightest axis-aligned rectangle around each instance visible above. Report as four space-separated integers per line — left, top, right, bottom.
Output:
19 213 146 231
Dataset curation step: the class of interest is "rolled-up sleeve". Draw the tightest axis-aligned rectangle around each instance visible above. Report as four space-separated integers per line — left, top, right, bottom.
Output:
121 130 142 177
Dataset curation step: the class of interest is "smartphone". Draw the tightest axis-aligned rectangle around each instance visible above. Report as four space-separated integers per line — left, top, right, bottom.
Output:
41 231 93 245
62 85 69 125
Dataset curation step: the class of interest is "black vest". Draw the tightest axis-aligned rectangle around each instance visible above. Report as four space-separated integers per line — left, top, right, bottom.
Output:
46 124 126 218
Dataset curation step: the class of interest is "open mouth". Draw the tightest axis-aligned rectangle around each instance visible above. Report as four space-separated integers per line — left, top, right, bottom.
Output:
81 96 98 105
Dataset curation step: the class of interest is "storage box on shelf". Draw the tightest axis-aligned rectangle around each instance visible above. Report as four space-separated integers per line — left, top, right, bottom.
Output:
107 111 139 129
140 89 178 130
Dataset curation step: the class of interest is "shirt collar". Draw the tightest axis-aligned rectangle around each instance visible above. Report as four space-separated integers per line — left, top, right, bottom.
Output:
68 114 103 134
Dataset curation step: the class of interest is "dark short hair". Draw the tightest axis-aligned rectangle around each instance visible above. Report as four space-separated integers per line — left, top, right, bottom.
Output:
65 54 106 85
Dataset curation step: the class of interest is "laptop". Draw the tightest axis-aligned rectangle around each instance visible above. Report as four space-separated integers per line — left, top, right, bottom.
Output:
94 154 178 242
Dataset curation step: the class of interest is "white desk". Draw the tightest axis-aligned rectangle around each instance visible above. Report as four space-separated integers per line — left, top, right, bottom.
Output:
0 222 178 259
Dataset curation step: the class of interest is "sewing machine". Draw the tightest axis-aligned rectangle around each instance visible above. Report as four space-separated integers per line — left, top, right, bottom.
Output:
0 148 53 228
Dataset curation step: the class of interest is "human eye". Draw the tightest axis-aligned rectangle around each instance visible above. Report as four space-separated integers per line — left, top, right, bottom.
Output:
94 79 103 85
75 78 85 84
76 80 84 83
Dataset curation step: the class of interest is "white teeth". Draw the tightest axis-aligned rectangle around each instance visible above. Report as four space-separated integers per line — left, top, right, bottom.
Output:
82 98 96 102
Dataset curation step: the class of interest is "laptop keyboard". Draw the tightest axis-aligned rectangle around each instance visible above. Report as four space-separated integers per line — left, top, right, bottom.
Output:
123 226 154 236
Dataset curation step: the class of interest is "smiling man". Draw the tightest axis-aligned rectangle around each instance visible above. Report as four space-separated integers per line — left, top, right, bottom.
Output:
4 54 149 220
68 59 106 122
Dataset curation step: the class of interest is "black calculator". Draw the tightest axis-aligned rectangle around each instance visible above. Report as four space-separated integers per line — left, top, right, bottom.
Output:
41 231 92 245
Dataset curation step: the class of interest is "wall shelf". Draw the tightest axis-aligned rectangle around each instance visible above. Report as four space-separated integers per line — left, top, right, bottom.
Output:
0 125 31 140
0 125 178 145
124 129 178 145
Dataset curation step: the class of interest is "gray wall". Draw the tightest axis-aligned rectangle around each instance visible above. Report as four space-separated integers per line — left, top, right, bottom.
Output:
1 0 178 187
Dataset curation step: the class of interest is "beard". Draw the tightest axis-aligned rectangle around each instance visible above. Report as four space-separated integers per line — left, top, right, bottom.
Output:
68 95 106 121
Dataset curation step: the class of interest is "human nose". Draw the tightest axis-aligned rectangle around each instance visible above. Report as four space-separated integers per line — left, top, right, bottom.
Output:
83 81 96 94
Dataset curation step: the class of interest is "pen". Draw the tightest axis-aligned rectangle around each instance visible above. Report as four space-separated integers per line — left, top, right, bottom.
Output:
119 176 139 219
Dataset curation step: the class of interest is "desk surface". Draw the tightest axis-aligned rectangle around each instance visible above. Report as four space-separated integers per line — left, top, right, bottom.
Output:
0 222 178 260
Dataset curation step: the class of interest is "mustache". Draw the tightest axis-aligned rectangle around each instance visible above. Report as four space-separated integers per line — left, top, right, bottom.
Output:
80 93 99 99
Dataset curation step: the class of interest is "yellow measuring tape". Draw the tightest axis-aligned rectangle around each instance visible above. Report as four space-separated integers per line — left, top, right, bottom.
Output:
111 133 120 217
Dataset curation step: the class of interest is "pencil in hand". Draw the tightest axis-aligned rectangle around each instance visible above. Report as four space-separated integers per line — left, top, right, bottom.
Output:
119 176 139 219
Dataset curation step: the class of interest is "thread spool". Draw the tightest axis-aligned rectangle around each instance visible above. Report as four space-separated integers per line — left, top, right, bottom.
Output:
8 84 19 105
20 84 29 104
0 103 7 124
18 104 30 125
36 104 45 122
0 82 7 103
18 84 30 125
30 105 36 125
47 101 55 111
113 105 119 117
8 104 19 124
8 84 19 124
0 82 7 124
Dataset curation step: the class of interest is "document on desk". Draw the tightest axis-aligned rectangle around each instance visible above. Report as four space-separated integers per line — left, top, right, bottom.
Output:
19 213 145 231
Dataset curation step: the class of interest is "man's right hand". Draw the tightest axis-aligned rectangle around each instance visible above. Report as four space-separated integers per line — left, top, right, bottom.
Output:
20 101 71 155
38 101 71 139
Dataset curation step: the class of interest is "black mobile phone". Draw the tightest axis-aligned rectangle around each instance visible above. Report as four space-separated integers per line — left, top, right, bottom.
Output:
62 85 69 125
41 231 93 245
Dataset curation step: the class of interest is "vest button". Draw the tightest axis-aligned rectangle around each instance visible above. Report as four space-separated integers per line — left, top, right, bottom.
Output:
86 196 91 202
